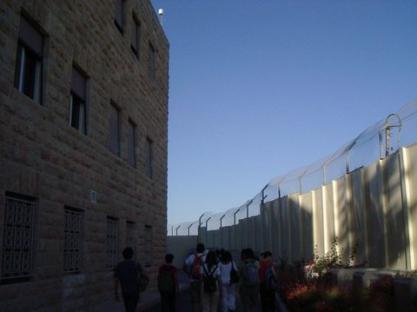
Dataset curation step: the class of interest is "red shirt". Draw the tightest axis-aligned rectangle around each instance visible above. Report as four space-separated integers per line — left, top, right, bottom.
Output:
259 259 273 283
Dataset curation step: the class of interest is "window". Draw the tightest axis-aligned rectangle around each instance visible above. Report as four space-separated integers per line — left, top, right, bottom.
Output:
146 137 153 178
131 17 141 57
64 208 83 273
1 193 37 282
106 217 119 269
126 221 136 251
109 103 120 156
144 225 153 266
114 0 126 33
70 67 87 134
148 42 156 80
14 16 44 104
128 120 136 167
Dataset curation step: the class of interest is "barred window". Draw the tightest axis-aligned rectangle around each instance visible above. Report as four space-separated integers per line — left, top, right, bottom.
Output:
64 208 83 273
106 217 119 268
70 67 88 134
15 16 44 104
144 225 153 267
1 193 37 281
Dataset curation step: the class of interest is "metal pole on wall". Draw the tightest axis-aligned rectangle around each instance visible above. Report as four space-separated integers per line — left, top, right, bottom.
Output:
220 213 226 248
187 223 194 236
175 225 181 236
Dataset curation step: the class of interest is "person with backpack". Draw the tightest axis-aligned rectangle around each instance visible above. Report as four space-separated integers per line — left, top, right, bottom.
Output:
202 250 221 312
259 251 276 312
239 248 260 312
185 243 207 312
158 254 178 312
114 247 148 312
219 250 239 312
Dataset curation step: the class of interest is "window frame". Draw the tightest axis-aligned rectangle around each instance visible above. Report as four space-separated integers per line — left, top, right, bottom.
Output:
1 192 37 284
114 0 126 34
63 207 84 274
148 42 156 80
131 16 141 58
14 33 45 105
106 217 119 269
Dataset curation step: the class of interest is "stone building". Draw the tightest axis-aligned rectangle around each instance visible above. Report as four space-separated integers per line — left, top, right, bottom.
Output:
0 0 169 310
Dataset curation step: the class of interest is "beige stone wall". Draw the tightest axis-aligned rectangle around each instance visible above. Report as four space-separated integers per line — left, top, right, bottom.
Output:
0 0 168 311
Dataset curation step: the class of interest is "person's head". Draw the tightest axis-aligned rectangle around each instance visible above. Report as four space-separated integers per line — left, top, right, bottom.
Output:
206 250 217 268
165 253 174 264
246 248 255 260
196 243 205 254
261 251 272 260
123 247 134 260
221 250 232 264
241 248 248 261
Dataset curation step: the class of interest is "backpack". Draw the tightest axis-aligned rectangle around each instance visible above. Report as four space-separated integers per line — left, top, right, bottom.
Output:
158 265 175 293
203 264 218 293
241 261 259 287
191 254 203 280
230 264 240 284
264 266 278 290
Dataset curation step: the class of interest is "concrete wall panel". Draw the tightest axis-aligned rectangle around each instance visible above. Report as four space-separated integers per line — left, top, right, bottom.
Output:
300 192 313 260
313 188 325 257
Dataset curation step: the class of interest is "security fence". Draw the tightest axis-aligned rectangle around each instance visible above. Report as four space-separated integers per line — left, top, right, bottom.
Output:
168 101 417 270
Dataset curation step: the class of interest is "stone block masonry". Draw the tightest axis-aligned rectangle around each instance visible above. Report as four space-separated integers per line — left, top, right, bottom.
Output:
0 0 169 311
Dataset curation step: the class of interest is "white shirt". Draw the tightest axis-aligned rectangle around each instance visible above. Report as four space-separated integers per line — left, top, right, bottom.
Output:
219 261 238 285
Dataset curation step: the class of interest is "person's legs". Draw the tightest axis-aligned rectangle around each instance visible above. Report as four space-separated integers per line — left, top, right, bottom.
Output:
191 281 202 312
201 291 210 312
160 292 169 312
169 291 176 312
210 290 219 312
123 294 139 312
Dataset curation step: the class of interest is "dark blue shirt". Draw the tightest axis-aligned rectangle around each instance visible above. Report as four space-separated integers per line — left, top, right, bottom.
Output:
114 260 143 296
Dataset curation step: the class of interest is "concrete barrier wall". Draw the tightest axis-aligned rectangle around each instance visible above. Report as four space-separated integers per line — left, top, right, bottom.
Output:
184 143 417 271
167 236 198 267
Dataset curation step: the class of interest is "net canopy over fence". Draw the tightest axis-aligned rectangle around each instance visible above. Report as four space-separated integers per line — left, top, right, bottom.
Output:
168 101 417 236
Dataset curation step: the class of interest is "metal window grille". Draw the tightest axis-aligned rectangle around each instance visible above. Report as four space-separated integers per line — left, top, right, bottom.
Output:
106 217 118 268
2 193 36 281
64 208 83 273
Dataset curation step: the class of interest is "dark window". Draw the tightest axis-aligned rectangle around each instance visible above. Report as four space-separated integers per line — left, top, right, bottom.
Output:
14 16 43 104
148 43 156 80
114 0 126 33
106 217 119 269
109 103 120 156
128 120 136 167
64 208 83 273
144 225 153 267
70 67 87 134
1 193 37 282
131 18 141 57
146 137 153 178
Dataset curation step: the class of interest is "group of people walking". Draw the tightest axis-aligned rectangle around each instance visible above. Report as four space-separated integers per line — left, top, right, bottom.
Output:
184 243 277 312
113 244 278 312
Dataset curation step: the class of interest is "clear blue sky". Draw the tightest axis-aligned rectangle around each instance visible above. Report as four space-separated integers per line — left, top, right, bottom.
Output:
151 0 417 226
